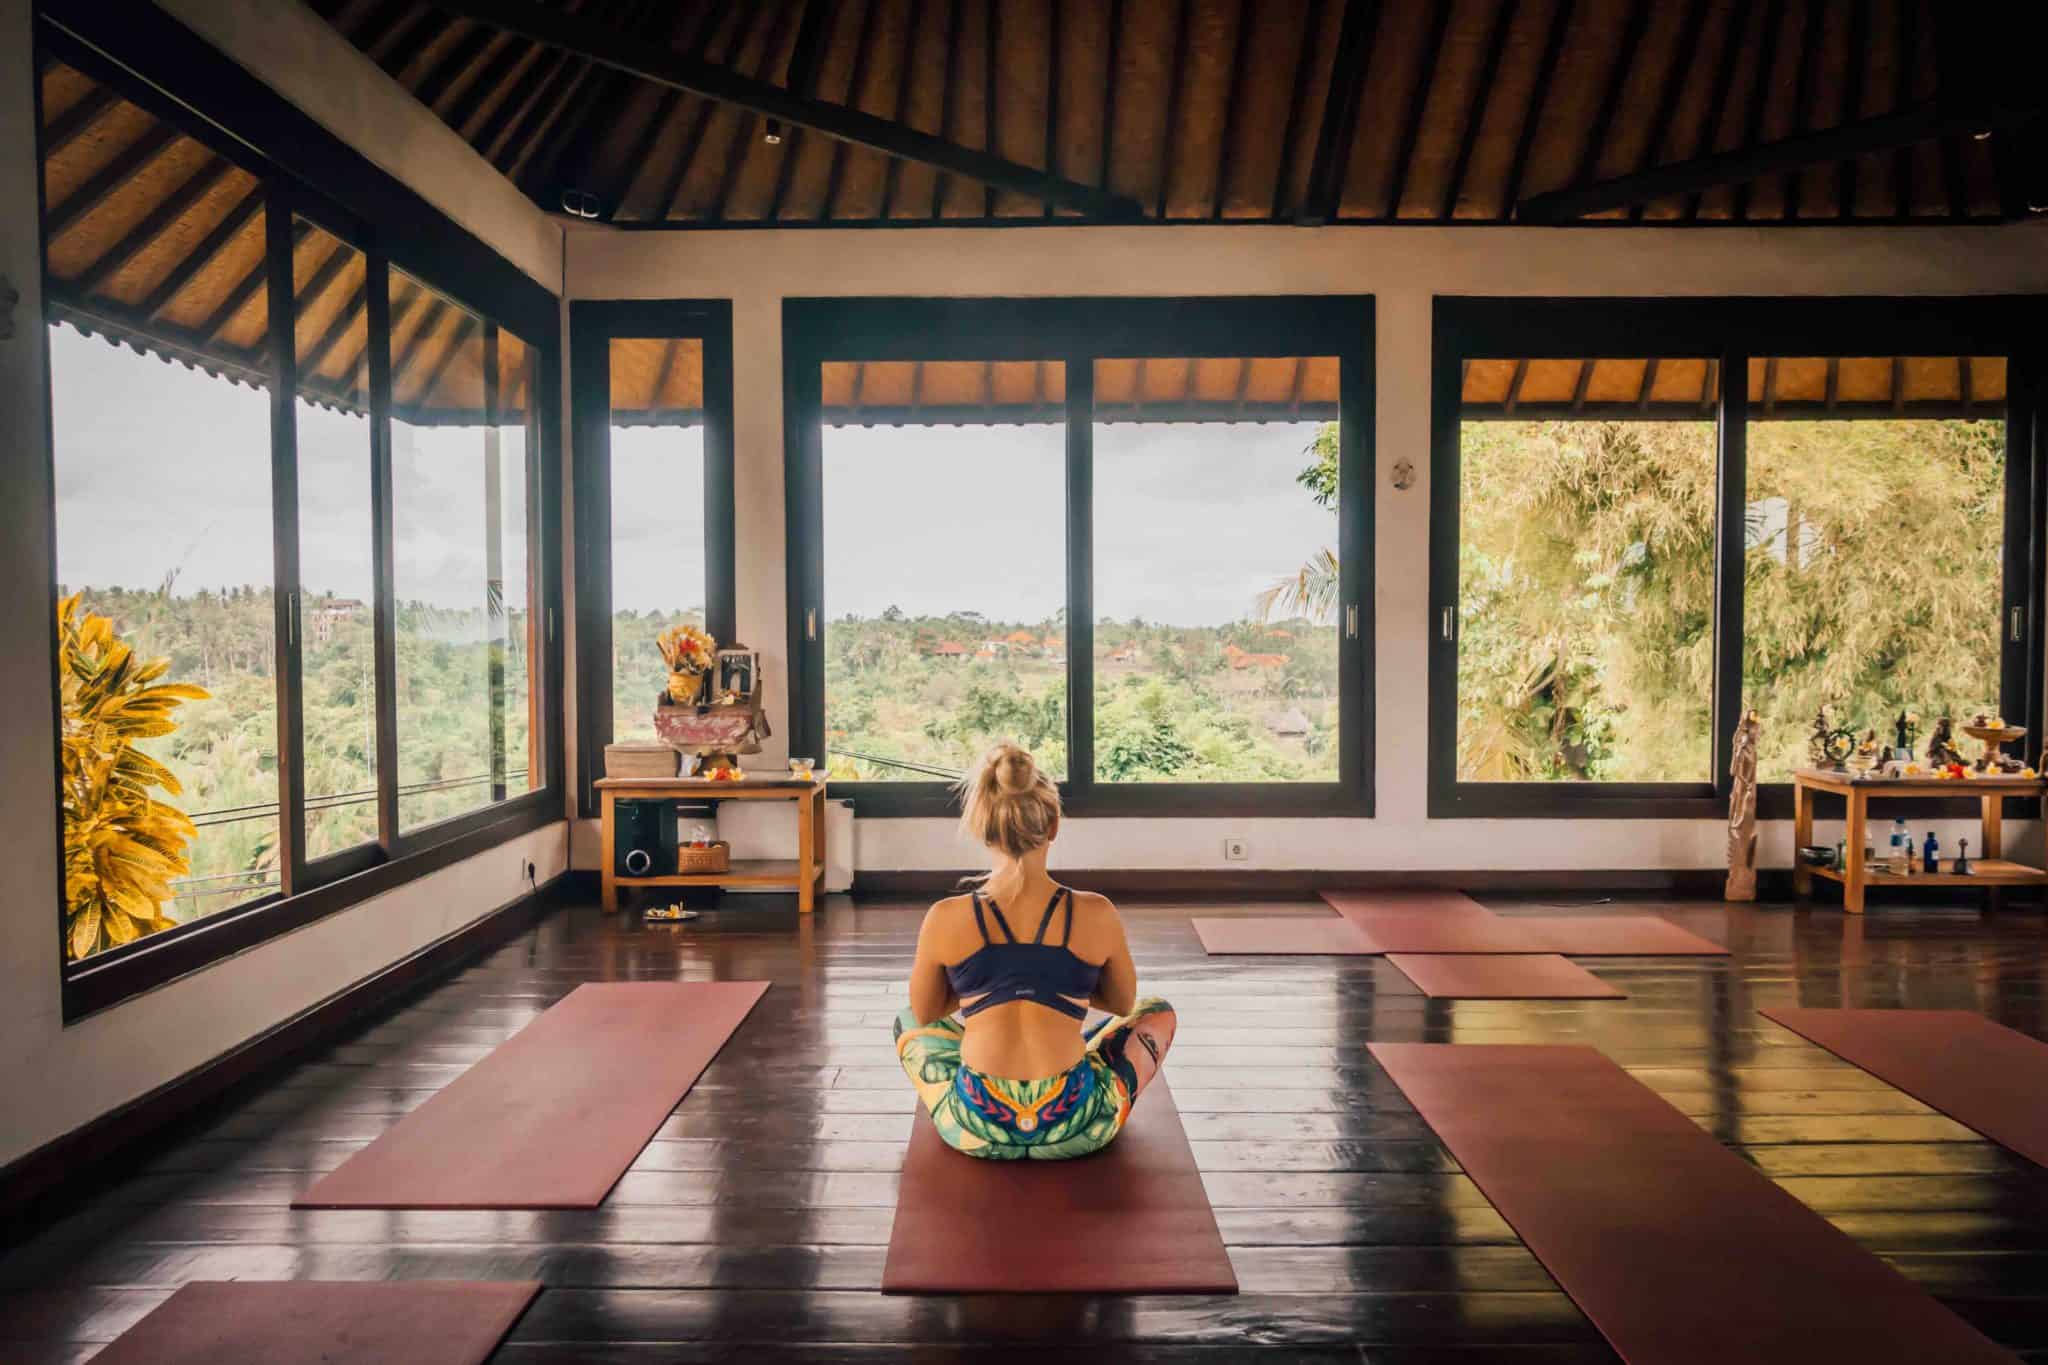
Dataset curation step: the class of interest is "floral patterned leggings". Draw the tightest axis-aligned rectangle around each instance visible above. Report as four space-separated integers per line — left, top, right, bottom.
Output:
892 998 1175 1160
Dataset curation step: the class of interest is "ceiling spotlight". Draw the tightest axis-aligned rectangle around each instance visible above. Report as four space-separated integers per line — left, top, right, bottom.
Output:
1973 128 1995 141
559 187 603 220
764 118 784 146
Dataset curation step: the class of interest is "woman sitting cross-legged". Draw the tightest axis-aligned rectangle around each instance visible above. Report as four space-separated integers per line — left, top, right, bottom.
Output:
894 742 1176 1160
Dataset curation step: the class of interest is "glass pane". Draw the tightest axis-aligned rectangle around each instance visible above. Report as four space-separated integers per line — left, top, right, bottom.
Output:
1455 359 1719 782
821 359 1067 782
390 269 540 829
1743 356 2006 780
292 221 377 858
610 337 707 742
1092 356 1342 783
50 311 281 959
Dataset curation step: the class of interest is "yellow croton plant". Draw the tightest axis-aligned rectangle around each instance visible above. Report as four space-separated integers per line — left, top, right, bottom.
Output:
57 593 208 961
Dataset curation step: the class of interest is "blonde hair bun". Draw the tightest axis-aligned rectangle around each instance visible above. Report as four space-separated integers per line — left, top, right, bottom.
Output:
958 742 1061 858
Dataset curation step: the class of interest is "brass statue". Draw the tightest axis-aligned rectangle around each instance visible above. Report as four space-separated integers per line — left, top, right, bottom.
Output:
1726 711 1760 902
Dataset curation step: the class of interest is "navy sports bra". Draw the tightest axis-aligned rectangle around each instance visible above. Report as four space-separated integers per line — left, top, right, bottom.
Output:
945 888 1103 1021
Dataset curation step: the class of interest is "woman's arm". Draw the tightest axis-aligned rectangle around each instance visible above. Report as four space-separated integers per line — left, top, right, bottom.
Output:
907 900 961 1025
1087 895 1139 1017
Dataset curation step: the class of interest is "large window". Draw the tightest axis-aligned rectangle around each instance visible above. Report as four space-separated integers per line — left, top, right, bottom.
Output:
1093 358 1343 783
1743 357 2008 780
786 298 1371 817
1430 301 2036 819
569 302 735 812
37 27 559 1013
292 220 378 859
1454 360 1719 785
823 363 1069 782
390 272 541 831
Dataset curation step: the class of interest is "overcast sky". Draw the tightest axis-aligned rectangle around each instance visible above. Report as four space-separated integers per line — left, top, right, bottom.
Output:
51 326 1339 626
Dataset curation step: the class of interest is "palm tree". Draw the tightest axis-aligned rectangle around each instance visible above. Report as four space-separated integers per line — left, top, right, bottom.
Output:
1258 422 1341 626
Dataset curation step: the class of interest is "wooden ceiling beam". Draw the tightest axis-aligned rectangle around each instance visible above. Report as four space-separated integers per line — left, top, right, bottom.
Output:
878 0 926 220
1442 0 1517 221
1625 0 1708 221
1569 0 1649 193
1518 99 2038 223
1500 0 1574 220
430 0 1142 218
712 0 806 222
1043 0 1063 219
197 218 312 343
984 0 1001 217
608 4 734 218
821 0 885 221
1679 0 1753 221
1781 0 1827 220
1731 0 1786 222
1295 0 1379 224
73 154 233 296
1836 0 1870 218
525 0 673 203
929 0 965 216
658 5 772 221
1155 0 1192 219
1270 0 1326 220
46 122 179 239
41 84 119 158
1208 0 1251 220
1384 0 1452 218
1096 0 1122 197
300 279 369 382
139 184 262 318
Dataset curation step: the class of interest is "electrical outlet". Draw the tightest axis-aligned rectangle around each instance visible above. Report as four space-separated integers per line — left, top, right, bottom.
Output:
1223 837 1249 862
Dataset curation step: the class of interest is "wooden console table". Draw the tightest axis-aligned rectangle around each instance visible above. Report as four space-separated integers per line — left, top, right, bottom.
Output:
1791 768 2046 913
596 775 827 914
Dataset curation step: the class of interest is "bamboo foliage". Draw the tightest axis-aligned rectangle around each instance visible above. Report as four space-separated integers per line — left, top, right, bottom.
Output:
58 593 209 961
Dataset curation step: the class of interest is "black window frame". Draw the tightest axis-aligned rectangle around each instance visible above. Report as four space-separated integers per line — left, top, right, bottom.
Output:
39 5 565 1020
568 299 738 817
784 296 1374 819
1429 296 2045 821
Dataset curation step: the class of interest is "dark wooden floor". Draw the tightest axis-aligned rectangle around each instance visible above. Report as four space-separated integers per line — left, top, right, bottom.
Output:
6 889 2048 1362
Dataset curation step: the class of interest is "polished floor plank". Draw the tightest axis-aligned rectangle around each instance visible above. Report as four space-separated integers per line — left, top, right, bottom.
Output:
5 892 2048 1360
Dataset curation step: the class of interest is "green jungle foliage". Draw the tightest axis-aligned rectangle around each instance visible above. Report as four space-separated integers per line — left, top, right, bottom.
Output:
1456 417 2005 783
62 583 534 951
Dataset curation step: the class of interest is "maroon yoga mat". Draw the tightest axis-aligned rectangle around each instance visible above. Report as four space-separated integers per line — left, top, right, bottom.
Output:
1192 915 1377 955
1513 915 1729 956
90 1281 539 1365
1370 1043 2014 1365
1761 1008 2048 1169
1385 953 1626 999
296 981 768 1209
1321 889 1494 918
882 1079 1236 1294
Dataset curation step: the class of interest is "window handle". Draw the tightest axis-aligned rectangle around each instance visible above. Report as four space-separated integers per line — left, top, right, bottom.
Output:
2013 606 2024 644
287 590 298 647
806 607 818 641
1440 606 1455 642
1345 604 1358 639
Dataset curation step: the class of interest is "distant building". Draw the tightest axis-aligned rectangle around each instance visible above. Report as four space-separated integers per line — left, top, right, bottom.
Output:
312 598 367 644
925 640 968 659
1224 642 1288 670
1266 707 1312 737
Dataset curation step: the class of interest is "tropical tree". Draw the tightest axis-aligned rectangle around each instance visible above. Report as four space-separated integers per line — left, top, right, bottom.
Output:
57 593 208 961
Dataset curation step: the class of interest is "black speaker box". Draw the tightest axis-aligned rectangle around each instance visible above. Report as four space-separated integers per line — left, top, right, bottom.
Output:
614 799 677 877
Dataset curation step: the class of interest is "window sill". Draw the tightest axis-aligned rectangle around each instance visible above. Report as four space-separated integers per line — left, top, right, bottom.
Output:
841 781 1372 820
61 792 560 1022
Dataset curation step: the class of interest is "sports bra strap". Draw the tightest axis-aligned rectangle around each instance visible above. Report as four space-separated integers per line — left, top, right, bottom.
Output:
969 893 991 945
1030 887 1066 945
1059 887 1075 947
976 893 1019 944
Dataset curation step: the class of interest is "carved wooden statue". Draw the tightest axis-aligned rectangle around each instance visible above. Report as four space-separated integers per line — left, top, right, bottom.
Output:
1726 711 1761 902
1926 716 1964 769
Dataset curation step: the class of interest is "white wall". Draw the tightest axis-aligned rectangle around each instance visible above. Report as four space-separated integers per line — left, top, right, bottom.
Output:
0 2 570 1170
568 221 2048 873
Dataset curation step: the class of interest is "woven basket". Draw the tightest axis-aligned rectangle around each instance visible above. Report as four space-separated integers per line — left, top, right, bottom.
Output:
677 841 731 875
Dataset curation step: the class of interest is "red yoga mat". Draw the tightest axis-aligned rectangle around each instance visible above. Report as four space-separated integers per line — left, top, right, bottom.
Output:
1370 1043 2014 1365
882 1079 1237 1294
1385 953 1626 999
1320 889 1495 918
1192 915 1377 955
90 1280 539 1365
1513 915 1729 956
295 981 769 1209
1761 1008 2048 1169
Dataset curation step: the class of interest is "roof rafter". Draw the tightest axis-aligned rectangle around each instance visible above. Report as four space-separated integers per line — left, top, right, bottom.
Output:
1519 101 2038 223
430 0 1141 219
1296 0 1378 224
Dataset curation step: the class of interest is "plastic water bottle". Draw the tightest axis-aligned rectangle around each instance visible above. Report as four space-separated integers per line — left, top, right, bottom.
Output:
1890 819 1908 874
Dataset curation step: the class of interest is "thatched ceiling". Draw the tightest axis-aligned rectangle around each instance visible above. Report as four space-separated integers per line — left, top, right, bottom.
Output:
312 0 2022 228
